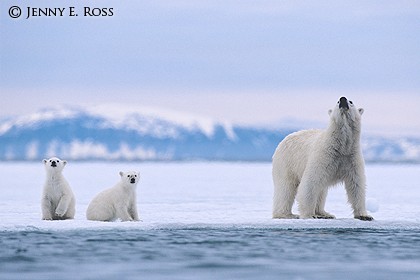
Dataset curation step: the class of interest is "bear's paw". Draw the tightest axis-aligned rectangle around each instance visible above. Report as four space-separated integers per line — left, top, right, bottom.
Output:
355 215 374 221
313 214 336 219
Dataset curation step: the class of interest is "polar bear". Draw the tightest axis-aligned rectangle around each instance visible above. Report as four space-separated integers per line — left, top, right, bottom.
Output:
41 157 76 220
272 97 373 221
86 171 140 222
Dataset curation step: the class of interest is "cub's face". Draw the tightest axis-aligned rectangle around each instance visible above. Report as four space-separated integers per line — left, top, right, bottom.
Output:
328 96 364 125
43 157 67 172
119 171 140 185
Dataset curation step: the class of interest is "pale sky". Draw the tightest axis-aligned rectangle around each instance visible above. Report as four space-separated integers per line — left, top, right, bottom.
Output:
1 1 419 135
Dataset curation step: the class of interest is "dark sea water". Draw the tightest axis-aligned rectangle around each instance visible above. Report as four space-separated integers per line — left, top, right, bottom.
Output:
1 226 420 280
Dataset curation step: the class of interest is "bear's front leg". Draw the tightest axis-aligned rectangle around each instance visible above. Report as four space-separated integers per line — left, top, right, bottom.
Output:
314 188 336 219
116 207 134 222
41 197 53 220
344 167 374 221
297 169 330 219
296 183 320 219
129 202 140 221
55 195 72 218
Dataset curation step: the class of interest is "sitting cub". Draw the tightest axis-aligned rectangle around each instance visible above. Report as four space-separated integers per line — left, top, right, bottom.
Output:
41 157 76 220
86 171 140 222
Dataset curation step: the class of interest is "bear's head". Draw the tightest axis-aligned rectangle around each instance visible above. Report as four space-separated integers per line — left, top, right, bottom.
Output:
119 171 140 186
328 96 364 129
43 157 67 173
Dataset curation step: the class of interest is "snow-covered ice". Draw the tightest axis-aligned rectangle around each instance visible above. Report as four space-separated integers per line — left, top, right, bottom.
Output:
1 162 419 229
0 162 419 279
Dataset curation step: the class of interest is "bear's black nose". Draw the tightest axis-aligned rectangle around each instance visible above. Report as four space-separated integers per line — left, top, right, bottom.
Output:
339 96 349 109
130 178 135 184
51 161 57 167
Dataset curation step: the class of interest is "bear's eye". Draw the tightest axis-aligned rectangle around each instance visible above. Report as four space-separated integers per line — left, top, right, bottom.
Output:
349 101 353 105
127 175 130 177
57 160 59 162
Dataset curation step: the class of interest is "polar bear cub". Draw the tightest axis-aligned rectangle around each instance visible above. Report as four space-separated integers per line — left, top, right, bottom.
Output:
272 97 373 221
41 157 76 220
86 171 140 222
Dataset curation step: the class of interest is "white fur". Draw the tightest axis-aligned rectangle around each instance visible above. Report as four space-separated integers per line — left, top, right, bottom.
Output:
41 157 76 220
86 171 140 222
272 97 373 221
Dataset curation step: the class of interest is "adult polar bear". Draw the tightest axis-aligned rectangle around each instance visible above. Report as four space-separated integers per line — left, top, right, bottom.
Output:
272 97 373 221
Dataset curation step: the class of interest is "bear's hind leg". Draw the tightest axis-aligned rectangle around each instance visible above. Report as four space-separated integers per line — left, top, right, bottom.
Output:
272 177 299 219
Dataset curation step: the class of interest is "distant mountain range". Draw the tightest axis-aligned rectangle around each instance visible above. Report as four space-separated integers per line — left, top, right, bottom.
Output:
0 105 419 162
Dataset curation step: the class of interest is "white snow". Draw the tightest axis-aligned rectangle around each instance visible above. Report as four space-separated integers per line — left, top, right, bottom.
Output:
366 197 379 213
0 162 419 231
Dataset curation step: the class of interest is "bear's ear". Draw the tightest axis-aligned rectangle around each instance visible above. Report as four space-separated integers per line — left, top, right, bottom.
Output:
119 171 124 177
63 160 67 166
43 159 48 164
358 108 364 115
328 109 332 116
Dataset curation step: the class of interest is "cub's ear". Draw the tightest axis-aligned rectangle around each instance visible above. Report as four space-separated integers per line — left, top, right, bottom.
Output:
358 108 364 115
119 171 124 177
63 160 67 166
43 159 48 164
328 109 333 116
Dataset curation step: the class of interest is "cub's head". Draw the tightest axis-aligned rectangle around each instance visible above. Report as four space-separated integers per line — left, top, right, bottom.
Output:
328 96 364 127
43 157 67 173
119 171 140 186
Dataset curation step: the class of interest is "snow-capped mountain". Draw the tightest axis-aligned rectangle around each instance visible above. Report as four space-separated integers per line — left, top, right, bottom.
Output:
0 105 419 162
0 105 292 161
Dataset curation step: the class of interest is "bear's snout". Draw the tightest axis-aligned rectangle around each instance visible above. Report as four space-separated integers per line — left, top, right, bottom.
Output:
51 161 57 167
130 178 136 184
339 96 349 110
